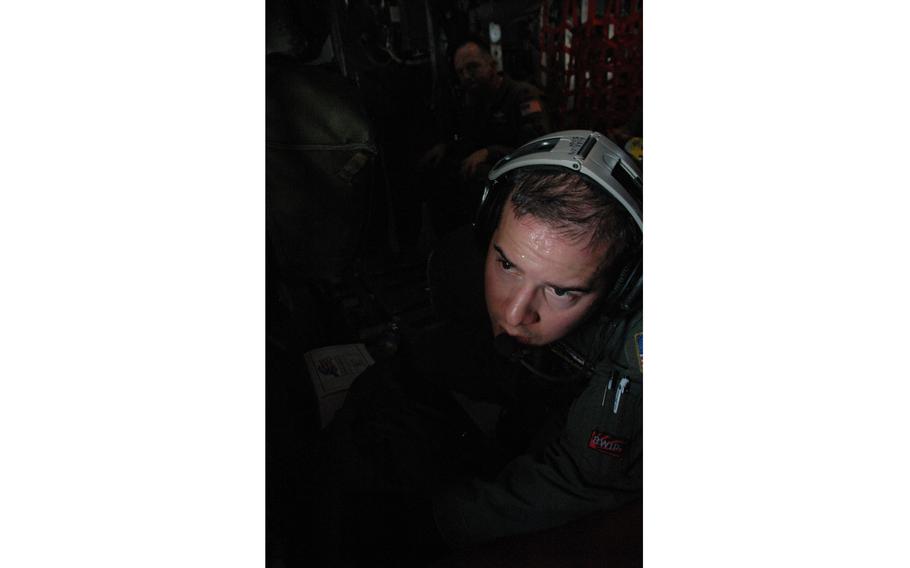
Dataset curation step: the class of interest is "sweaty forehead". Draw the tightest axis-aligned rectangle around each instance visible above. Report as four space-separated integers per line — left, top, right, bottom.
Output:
498 208 611 288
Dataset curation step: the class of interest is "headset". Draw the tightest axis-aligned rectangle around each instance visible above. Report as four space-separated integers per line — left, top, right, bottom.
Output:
473 130 643 317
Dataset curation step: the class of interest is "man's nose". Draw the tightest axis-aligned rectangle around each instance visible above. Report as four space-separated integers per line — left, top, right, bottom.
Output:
504 287 540 327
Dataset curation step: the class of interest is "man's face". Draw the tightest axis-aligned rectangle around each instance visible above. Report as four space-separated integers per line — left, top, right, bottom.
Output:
453 42 497 93
484 203 610 346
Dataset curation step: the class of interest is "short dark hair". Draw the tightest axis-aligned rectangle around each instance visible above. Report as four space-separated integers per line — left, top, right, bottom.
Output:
453 33 492 58
506 168 640 272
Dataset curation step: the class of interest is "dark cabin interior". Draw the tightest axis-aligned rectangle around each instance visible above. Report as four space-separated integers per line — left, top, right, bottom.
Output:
266 1 642 565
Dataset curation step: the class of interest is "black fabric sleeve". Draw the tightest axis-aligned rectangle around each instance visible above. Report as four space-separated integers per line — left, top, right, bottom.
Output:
432 373 643 548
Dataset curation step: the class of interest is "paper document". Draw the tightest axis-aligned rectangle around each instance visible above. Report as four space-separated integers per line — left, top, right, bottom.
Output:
304 343 375 427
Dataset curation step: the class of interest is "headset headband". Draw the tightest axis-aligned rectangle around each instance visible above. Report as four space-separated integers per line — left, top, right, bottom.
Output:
483 130 643 231
472 131 643 374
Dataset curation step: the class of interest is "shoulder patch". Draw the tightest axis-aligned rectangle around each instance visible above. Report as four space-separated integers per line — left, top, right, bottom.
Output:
588 430 626 458
635 332 643 372
519 99 543 116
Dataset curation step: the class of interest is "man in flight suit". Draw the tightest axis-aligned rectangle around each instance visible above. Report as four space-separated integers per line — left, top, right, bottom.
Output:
312 132 642 566
417 37 551 238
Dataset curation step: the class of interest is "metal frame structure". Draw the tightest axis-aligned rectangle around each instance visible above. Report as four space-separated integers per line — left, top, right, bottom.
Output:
539 0 642 131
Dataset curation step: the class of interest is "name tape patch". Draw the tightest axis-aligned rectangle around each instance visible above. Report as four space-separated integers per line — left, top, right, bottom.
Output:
588 430 626 458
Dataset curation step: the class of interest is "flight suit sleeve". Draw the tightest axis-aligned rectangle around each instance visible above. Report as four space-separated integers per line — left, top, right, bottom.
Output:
432 372 642 548
515 94 551 143
485 82 552 164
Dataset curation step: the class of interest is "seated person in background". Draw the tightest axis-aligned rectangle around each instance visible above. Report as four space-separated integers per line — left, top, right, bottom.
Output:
417 35 552 238
311 131 642 566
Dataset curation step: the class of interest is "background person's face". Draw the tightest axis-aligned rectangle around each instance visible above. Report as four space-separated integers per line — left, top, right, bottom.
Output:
453 43 497 93
483 203 609 346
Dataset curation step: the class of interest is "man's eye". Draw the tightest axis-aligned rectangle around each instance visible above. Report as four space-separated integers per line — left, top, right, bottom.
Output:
497 258 513 270
548 287 580 307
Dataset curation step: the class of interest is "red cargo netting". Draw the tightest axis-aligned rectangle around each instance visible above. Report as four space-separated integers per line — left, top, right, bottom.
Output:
539 0 642 131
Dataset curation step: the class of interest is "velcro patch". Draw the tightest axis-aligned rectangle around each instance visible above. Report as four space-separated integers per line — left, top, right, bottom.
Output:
519 99 543 116
588 430 626 458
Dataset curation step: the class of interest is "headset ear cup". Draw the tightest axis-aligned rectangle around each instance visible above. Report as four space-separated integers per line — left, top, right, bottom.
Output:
472 178 508 251
618 262 642 314
601 245 642 316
